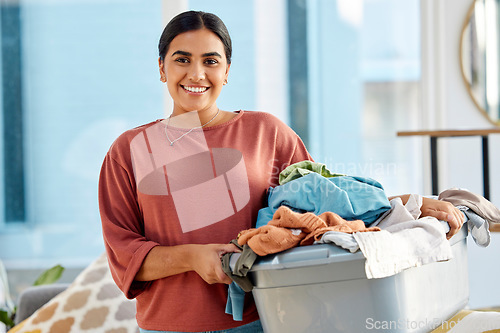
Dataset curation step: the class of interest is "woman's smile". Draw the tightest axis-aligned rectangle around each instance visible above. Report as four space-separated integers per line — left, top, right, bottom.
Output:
181 85 210 94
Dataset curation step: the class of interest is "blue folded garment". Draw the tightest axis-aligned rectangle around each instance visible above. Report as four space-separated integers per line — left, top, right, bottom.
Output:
257 173 391 228
226 282 245 321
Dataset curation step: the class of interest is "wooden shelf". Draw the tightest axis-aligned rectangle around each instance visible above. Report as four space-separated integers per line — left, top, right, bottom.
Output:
397 128 500 137
490 224 500 232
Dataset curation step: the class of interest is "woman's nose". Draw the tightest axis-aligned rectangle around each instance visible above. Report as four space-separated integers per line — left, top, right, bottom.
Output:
188 63 205 82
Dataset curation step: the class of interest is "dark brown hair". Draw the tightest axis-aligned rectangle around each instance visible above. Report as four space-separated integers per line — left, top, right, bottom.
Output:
158 11 232 64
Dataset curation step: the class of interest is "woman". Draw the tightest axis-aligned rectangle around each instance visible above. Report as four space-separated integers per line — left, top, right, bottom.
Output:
99 10 463 333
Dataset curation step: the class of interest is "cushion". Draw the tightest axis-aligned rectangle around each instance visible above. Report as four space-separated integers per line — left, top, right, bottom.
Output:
15 283 70 324
8 253 138 333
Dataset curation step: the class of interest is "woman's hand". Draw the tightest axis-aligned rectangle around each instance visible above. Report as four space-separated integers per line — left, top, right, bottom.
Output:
190 243 241 285
420 197 464 239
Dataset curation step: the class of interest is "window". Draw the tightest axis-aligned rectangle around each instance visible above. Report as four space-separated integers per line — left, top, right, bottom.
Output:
1 3 25 223
0 0 163 268
306 0 423 195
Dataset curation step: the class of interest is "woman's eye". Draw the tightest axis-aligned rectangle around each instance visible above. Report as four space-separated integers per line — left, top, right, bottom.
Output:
175 57 189 64
205 58 218 65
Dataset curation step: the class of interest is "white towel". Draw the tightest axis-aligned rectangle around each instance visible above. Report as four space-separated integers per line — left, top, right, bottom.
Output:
353 194 453 279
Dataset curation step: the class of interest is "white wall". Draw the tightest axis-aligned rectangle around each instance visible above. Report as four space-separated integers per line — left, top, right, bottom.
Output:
421 0 500 309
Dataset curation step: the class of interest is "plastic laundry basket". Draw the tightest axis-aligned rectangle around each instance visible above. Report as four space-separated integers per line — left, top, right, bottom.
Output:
248 226 469 333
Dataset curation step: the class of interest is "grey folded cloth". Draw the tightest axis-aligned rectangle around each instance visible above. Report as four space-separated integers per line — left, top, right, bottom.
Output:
461 207 490 247
438 188 500 224
221 239 258 292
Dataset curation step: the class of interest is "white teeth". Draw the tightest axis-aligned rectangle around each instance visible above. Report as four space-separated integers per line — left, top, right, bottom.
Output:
184 86 208 93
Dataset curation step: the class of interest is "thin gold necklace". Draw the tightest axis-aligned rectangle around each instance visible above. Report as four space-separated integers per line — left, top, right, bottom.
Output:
165 109 221 146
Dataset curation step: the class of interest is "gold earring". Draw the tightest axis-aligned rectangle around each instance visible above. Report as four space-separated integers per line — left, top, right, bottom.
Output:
223 79 228 85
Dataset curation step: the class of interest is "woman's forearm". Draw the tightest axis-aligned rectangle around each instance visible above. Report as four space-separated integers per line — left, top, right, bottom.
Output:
134 244 199 281
135 242 240 284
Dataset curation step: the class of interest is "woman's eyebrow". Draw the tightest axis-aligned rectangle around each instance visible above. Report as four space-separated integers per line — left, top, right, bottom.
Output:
202 52 222 58
171 50 191 57
171 50 222 58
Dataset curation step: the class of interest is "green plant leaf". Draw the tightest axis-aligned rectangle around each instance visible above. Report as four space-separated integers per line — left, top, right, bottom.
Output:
33 265 65 286
0 309 15 328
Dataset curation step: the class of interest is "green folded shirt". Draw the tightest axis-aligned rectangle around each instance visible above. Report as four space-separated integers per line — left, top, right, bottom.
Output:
279 160 344 185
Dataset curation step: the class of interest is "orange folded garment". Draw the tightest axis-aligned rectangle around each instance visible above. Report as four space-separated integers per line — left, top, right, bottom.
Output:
301 218 380 246
238 206 381 255
237 225 305 256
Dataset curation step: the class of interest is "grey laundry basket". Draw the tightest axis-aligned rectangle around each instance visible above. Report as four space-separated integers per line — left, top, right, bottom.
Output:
248 226 469 333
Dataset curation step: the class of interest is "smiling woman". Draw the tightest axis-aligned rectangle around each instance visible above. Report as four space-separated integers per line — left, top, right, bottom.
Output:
98 10 312 333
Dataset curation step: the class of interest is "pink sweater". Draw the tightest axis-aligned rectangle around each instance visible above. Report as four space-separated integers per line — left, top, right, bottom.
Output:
99 111 312 331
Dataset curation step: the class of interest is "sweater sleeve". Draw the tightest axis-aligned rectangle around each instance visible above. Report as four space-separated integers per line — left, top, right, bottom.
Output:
289 134 314 165
99 153 158 299
261 112 314 186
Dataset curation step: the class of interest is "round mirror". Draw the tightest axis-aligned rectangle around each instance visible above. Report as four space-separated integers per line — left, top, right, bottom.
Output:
460 0 500 126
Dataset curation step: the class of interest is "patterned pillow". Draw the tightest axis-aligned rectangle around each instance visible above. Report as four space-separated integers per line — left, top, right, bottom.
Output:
8 253 138 333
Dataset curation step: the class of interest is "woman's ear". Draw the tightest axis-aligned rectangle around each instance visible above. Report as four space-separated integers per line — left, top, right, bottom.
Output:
224 64 231 85
159 57 166 83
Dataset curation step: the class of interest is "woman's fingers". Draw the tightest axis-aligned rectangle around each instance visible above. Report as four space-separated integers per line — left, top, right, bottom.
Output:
420 198 464 239
217 243 241 258
193 244 240 285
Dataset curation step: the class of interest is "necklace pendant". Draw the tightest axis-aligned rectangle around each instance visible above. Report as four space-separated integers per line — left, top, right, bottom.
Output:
165 109 220 146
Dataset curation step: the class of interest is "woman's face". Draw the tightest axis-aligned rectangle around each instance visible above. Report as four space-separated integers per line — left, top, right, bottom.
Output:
159 28 230 116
